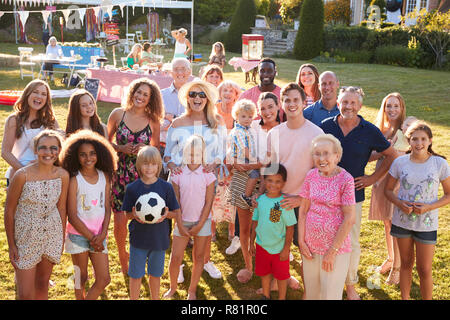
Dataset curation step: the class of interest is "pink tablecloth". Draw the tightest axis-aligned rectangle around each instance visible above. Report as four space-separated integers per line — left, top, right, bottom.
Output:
228 57 259 73
86 68 173 103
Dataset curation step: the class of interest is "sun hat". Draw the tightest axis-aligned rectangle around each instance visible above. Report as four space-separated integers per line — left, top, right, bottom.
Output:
178 79 219 109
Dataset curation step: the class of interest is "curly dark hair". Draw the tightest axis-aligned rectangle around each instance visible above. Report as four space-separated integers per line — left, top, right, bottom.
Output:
60 129 118 179
123 78 164 124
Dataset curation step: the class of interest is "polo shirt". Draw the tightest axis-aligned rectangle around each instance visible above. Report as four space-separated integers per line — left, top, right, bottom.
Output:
320 115 390 202
171 165 216 222
303 99 340 127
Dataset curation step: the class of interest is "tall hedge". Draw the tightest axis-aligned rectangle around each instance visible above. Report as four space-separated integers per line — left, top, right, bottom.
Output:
294 0 324 60
225 0 257 53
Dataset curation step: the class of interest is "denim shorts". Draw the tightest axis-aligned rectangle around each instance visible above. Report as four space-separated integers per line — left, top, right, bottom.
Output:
390 224 437 245
65 233 108 254
128 245 166 279
173 218 212 237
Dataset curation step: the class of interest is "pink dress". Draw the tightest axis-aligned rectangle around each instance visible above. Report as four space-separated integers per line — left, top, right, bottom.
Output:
299 168 355 255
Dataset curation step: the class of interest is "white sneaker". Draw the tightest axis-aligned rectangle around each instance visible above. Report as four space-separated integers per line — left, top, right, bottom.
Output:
203 261 222 279
177 264 184 283
225 236 241 255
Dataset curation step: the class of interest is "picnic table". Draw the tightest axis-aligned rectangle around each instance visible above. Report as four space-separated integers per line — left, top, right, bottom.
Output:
31 54 82 88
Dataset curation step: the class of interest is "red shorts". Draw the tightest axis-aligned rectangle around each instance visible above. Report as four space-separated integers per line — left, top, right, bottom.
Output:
255 243 290 280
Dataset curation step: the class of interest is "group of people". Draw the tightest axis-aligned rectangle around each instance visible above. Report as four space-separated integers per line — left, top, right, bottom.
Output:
2 47 449 301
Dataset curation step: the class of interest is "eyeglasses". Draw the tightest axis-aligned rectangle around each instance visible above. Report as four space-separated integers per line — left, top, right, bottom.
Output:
37 145 59 152
188 91 207 99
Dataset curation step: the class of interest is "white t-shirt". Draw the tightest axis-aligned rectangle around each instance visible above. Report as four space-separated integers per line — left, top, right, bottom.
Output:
389 154 450 232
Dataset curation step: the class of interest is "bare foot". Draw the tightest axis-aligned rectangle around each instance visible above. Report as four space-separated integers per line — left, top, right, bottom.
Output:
256 279 278 294
187 292 197 300
163 288 177 299
346 285 361 300
288 276 300 290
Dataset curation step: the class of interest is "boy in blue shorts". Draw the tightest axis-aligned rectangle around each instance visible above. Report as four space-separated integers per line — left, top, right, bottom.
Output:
122 146 182 300
250 163 297 300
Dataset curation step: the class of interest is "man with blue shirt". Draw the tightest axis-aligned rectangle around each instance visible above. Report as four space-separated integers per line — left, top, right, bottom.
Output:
160 58 193 144
303 71 340 126
321 86 398 300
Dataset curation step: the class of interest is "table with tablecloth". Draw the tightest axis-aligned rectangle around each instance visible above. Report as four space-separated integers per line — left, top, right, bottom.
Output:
85 68 173 103
228 57 260 83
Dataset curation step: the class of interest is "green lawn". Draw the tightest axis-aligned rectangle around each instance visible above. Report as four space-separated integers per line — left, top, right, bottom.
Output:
0 43 449 300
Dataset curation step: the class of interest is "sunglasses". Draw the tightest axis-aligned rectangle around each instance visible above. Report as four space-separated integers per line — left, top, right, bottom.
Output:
37 145 59 152
188 91 207 99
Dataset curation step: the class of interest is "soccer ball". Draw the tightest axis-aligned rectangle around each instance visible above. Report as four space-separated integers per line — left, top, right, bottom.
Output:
135 192 166 224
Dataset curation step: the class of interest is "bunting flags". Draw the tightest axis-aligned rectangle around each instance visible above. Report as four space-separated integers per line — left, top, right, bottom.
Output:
41 9 50 28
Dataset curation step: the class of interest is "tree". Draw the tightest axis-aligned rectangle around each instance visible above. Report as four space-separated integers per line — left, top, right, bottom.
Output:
279 0 303 24
324 0 351 26
411 8 450 69
225 0 257 53
293 0 324 60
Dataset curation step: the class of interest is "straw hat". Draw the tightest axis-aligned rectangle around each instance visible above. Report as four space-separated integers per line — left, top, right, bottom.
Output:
178 79 219 109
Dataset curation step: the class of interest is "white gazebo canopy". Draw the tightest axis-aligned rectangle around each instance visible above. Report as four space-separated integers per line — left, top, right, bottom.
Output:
6 0 194 49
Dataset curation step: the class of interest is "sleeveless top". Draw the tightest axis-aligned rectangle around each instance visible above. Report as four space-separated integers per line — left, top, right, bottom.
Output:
14 175 63 269
66 170 107 236
5 126 44 179
111 111 152 213
174 40 187 58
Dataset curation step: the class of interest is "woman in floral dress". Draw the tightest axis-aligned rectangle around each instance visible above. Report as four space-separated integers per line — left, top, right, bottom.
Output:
107 78 163 275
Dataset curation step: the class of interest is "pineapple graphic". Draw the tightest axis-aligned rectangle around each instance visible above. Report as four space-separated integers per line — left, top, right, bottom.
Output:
270 202 282 223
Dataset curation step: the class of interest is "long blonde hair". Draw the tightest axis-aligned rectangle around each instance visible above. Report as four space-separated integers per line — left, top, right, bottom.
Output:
375 92 406 135
209 42 225 60
13 79 56 138
179 80 220 130
182 134 207 165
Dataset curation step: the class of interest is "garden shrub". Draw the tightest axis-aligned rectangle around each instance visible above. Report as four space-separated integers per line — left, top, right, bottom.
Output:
323 24 370 52
225 0 257 53
332 49 373 63
294 0 324 60
374 45 412 67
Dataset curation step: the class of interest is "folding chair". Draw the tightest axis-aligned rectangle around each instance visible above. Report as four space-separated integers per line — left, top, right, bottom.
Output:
121 57 128 68
18 47 35 80
135 31 149 44
125 33 135 54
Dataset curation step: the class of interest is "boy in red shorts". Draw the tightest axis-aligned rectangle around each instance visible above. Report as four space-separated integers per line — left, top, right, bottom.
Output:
250 163 297 300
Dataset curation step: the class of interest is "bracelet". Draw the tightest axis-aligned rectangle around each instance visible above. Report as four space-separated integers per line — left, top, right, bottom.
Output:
331 246 339 253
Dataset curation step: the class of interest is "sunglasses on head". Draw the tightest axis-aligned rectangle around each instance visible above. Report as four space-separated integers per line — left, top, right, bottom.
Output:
188 91 207 99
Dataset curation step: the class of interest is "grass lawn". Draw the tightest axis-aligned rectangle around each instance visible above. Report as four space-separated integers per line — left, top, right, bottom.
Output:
0 43 449 300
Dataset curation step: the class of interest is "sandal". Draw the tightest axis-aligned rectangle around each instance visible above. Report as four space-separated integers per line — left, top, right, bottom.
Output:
386 267 400 285
375 258 393 274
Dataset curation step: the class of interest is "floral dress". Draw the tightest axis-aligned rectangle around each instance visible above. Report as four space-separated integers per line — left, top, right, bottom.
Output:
15 177 63 269
111 112 152 213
